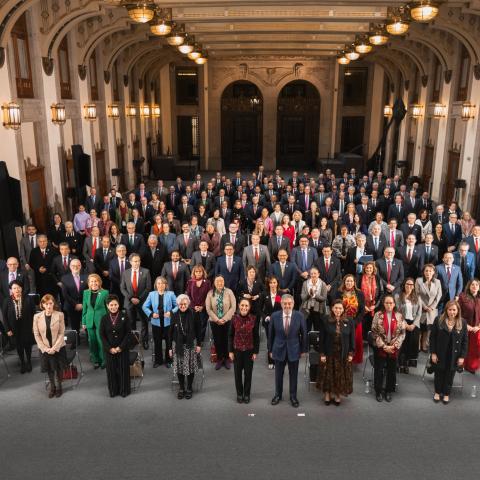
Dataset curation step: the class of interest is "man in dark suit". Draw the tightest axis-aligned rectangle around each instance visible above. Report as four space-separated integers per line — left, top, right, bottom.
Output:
436 252 463 310
431 205 446 227
176 195 195 223
93 236 115 290
120 253 152 349
268 225 292 262
290 236 318 305
214 243 245 291
220 223 246 257
309 228 329 256
142 235 168 284
121 222 145 255
139 197 155 229
418 233 439 270
195 191 213 216
245 197 262 230
397 234 422 279
387 194 406 224
268 294 307 407
214 188 231 210
166 186 179 211
400 213 422 244
366 224 386 261
376 247 404 294
61 258 87 334
85 187 102 214
356 196 372 226
190 240 216 280
50 243 77 298
404 190 420 216
174 222 199 262
465 225 480 277
444 213 463 252
108 244 130 303
315 245 342 302
419 191 433 215
28 234 56 297
134 182 151 202
100 195 116 221
161 250 190 295
297 186 313 213
269 249 297 295
0 257 30 299
345 234 372 276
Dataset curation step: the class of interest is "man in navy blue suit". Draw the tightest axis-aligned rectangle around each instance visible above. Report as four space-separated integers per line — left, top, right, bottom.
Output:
268 294 307 408
214 243 244 290
436 252 463 312
443 213 462 252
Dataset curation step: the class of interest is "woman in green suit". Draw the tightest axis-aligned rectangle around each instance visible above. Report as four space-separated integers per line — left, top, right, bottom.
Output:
82 274 108 369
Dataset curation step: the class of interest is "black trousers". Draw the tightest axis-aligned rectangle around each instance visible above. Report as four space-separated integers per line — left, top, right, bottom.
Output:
178 373 194 390
234 349 254 397
274 357 299 398
194 310 208 343
152 324 171 364
210 322 229 360
374 351 397 394
126 304 149 345
306 310 322 332
66 309 82 333
17 343 32 365
434 368 456 396
262 321 274 365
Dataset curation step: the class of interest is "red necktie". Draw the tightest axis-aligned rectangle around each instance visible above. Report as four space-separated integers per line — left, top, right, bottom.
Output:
407 248 412 261
255 247 259 262
390 232 395 247
132 270 138 295
387 261 392 283
476 238 479 254
172 263 178 279
92 238 97 257
325 259 329 272
63 257 68 269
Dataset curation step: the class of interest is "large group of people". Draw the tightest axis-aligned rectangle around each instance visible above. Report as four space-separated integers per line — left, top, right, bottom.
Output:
1 166 479 406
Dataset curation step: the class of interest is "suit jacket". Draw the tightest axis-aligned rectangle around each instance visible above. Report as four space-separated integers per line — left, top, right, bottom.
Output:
415 278 442 326
160 261 189 295
0 269 30 298
443 222 462 248
93 248 115 275
108 257 131 296
344 246 373 275
82 236 101 266
465 236 480 277
33 310 65 353
375 258 404 291
85 195 102 214
2 294 35 341
356 204 372 226
385 229 404 249
269 262 297 293
142 290 178 327
200 232 222 257
82 288 109 328
176 204 195 223
120 268 152 307
315 256 342 293
214 255 245 291
268 235 291 262
365 234 386 261
397 246 422 279
141 246 168 282
121 233 145 255
61 232 83 257
242 244 271 280
190 251 216 279
220 233 246 257
371 310 406 354
61 272 88 310
19 235 36 267
453 251 476 282
166 192 179 211
418 244 439 269
268 310 307 362
28 247 56 295
400 223 422 244
50 254 77 283
436 263 463 304
158 233 177 254
173 233 199 260
290 247 318 275
430 318 468 370
319 316 355 361
387 204 406 224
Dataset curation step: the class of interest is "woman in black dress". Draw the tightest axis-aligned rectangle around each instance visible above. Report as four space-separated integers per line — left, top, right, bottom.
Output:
47 213 66 251
169 294 202 399
317 300 355 406
61 221 82 258
432 223 448 261
237 266 264 320
2 280 35 373
100 295 132 398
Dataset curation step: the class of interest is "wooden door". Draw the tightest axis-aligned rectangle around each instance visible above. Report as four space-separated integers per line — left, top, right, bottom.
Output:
116 143 126 192
422 145 434 192
341 116 365 155
443 150 460 205
95 148 107 196
25 166 47 233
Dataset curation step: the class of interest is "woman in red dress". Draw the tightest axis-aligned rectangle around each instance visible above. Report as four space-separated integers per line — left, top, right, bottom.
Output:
281 214 296 250
458 279 480 373
339 274 365 365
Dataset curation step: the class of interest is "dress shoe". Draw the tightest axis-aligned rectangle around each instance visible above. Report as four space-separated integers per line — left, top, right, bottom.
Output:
215 361 223 370
290 397 299 408
442 397 450 405
384 392 393 403
55 386 63 398
94 363 100 370
268 364 274 370
177 389 185 399
243 396 250 404
324 400 331 406
26 361 32 373
20 363 26 374
48 386 56 399
224 359 231 370
271 395 281 405
185 390 193 399
334 400 341 406
433 395 440 403
376 392 383 402
237 395 244 404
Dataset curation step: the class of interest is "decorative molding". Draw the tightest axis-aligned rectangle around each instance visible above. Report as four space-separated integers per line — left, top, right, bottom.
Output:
78 64 87 80
239 63 304 87
123 74 129 87
474 64 480 81
0 47 4 68
104 70 111 84
42 57 54 76
444 69 452 84
421 75 428 87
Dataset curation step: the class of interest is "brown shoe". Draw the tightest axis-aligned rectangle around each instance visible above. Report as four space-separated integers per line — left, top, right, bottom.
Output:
55 385 63 398
48 386 56 399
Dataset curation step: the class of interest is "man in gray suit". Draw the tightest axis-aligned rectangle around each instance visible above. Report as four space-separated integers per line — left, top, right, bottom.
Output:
82 226 101 274
120 253 152 349
291 235 318 306
190 240 216 280
19 224 38 292
243 233 271 283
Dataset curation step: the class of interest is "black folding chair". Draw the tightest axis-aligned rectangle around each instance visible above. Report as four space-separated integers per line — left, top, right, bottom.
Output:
304 330 321 390
129 330 144 392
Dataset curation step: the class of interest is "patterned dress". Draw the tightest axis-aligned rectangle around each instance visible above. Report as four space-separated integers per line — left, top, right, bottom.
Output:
343 293 363 364
172 312 199 376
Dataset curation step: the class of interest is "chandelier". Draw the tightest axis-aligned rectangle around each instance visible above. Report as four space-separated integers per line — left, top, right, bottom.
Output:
187 44 203 60
178 34 195 54
127 3 155 23
150 8 173 36
2 102 21 130
337 52 350 65
345 48 360 61
355 36 373 54
166 24 186 46
195 54 208 65
386 8 410 35
409 1 439 22
51 103 66 125
369 27 389 46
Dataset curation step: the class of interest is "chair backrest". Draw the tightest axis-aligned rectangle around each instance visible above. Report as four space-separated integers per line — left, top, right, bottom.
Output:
64 330 78 350
129 330 141 351
308 330 321 350
367 330 375 347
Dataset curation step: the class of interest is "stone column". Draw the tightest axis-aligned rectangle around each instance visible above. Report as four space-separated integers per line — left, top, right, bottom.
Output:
412 84 428 176
262 89 276 170
160 63 173 155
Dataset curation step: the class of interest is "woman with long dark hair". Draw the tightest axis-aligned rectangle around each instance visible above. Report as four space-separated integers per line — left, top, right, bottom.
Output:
357 261 382 339
260 276 282 369
458 279 480 374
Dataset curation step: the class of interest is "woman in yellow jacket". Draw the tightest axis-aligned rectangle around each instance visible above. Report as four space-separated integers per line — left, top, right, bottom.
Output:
82 274 108 368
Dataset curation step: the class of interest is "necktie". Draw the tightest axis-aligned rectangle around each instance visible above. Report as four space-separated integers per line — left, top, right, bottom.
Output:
305 196 309 210
302 250 308 271
407 248 412 261
130 235 134 246
476 238 479 254
374 238 378 251
132 270 138 295
92 239 97 257
426 246 431 258
230 235 235 245
9 272 14 283
341 237 346 256
277 236 281 247
284 314 290 335
120 260 125 275
280 263 285 277
63 257 67 269
451 224 455 234
461 257 467 278
227 256 232 272
390 231 395 247
255 247 259 262
173 262 178 279
387 261 392 283
325 258 330 272
74 275 80 292
30 236 34 248
398 205 401 212
104 249 108 260
447 266 451 281
184 235 189 246
171 194 175 204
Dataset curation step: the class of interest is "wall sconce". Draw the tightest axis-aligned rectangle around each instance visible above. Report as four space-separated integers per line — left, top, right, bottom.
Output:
107 104 120 119
461 102 475 121
141 104 151 117
51 103 66 125
433 103 446 118
152 104 161 117
83 103 97 121
384 105 393 117
126 105 137 117
411 104 423 119
2 102 21 130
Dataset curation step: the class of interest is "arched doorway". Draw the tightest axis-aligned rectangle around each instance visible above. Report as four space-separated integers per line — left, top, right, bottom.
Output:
276 80 320 169
221 81 263 169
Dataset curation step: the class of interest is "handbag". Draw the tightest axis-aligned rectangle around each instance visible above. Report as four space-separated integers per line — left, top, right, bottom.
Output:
130 357 144 377
210 343 217 363
62 365 78 380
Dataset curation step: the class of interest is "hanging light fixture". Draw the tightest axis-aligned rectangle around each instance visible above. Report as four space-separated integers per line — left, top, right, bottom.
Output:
384 105 393 117
152 104 161 117
178 34 195 54
433 103 446 118
150 8 173 36
2 102 21 130
187 44 203 61
461 102 475 121
127 3 155 23
411 104 423 118
386 8 410 35
345 47 360 61
369 27 389 46
355 36 373 54
141 104 151 117
51 103 66 125
166 24 185 46
107 104 120 119
195 54 208 65
126 105 137 117
409 1 439 22
337 52 350 65
83 103 97 121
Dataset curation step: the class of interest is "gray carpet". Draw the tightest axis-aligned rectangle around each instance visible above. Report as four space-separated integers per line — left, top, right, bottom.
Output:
1 336 479 480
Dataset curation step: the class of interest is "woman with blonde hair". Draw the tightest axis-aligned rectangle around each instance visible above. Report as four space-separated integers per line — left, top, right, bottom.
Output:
430 300 468 404
98 210 113 237
82 273 108 369
33 294 67 398
260 207 274 237
460 211 476 238
186 265 211 343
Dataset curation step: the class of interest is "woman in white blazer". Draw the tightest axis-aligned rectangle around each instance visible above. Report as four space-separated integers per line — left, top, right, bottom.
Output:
415 264 442 352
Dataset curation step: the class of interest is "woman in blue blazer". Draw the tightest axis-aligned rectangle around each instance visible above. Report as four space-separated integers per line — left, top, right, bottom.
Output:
142 276 178 368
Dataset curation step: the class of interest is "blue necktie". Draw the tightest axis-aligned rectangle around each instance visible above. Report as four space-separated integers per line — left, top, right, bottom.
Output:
302 250 308 271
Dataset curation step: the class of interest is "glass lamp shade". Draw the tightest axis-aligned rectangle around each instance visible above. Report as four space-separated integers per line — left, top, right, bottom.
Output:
195 56 208 65
409 2 439 22
461 102 475 121
83 103 97 121
337 55 350 65
411 104 423 118
150 20 172 36
107 104 120 119
178 42 194 54
187 47 202 60
51 103 66 125
384 105 393 117
355 41 373 54
141 104 151 117
152 104 161 117
126 105 137 117
345 50 360 61
433 103 446 118
386 18 409 35
167 32 185 46
127 4 155 23
2 102 21 130
369 31 389 45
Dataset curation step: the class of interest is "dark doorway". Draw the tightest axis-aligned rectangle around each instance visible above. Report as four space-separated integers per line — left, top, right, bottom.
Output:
341 116 365 156
276 80 320 169
221 81 263 169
